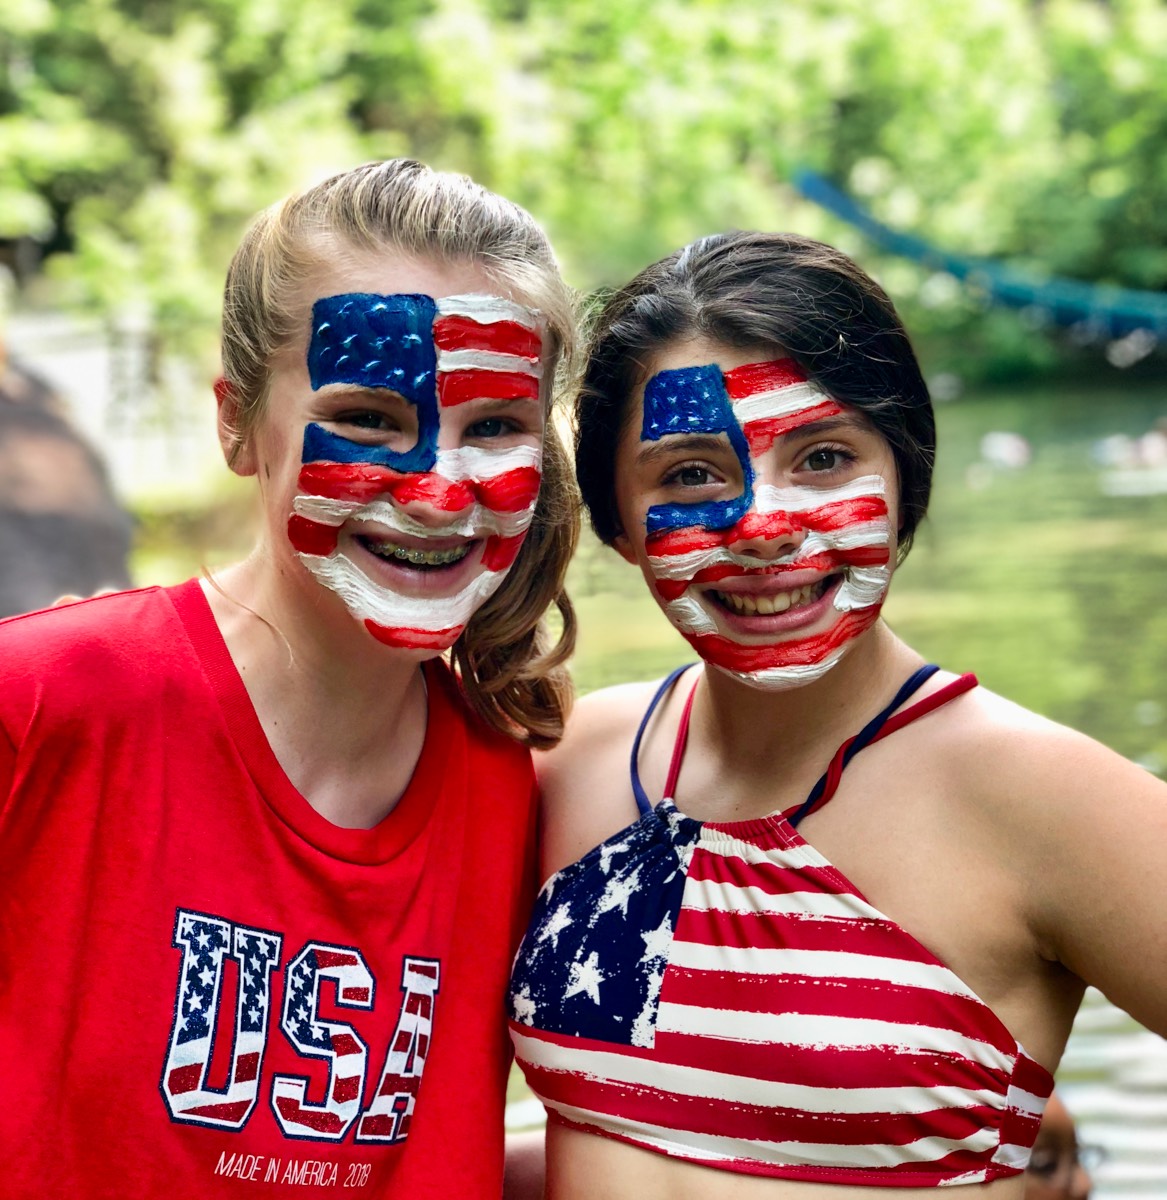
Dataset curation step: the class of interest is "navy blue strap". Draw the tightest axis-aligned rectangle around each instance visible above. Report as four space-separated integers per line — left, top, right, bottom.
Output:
630 664 694 816
787 663 941 828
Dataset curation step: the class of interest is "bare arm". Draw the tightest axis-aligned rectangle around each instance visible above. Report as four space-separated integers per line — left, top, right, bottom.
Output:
503 1129 545 1200
535 681 663 881
986 707 1167 1037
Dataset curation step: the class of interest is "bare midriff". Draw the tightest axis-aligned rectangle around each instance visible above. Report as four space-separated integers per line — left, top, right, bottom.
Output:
545 1123 1028 1200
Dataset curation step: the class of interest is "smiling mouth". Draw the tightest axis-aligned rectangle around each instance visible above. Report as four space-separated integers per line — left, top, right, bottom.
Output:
710 576 834 616
357 536 472 569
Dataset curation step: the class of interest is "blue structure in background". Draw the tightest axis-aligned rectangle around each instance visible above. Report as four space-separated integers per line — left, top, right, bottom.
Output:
793 169 1167 343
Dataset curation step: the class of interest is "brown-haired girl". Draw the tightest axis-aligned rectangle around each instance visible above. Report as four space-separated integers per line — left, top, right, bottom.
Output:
0 159 576 1197
509 231 1167 1200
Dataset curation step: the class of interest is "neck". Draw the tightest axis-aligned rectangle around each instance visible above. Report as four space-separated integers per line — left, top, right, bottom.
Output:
695 621 924 781
202 552 430 824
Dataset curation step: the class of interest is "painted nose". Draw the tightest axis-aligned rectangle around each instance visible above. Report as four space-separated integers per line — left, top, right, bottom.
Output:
726 508 808 559
387 471 476 525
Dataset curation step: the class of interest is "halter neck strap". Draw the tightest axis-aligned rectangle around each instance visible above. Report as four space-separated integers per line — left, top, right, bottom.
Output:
629 664 695 816
786 668 979 827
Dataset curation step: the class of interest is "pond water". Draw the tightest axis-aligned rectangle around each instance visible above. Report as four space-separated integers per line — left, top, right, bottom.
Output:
509 383 1167 1196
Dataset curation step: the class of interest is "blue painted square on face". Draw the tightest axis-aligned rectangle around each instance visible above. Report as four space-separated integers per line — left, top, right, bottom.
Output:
641 364 754 535
304 292 440 474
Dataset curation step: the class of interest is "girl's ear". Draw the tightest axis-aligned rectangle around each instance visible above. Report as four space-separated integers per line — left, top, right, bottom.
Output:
214 378 257 476
612 530 638 565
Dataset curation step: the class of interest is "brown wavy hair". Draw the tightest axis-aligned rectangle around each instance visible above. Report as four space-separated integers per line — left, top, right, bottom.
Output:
219 159 578 748
576 232 935 563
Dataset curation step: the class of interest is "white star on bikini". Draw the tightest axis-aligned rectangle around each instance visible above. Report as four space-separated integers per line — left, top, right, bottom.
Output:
639 914 673 963
512 986 537 1025
537 903 573 951
564 952 606 1005
597 866 642 919
598 838 632 875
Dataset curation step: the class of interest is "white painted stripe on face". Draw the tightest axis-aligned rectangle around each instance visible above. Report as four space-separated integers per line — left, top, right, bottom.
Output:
646 520 891 579
298 548 509 632
662 594 719 636
717 647 854 690
751 474 887 516
730 381 827 427
434 444 542 481
292 494 535 540
835 564 893 610
435 293 541 328
536 1097 999 1171
663 945 988 1007
436 348 543 376
510 1029 1002 1116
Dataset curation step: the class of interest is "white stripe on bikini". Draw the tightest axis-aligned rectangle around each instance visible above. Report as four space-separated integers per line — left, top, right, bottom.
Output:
510 1029 1003 1115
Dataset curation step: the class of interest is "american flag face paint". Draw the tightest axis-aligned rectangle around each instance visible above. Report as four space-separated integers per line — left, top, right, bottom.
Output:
287 292 544 652
636 357 893 689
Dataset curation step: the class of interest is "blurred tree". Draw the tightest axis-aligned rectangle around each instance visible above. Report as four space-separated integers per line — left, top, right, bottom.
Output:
0 0 1163 377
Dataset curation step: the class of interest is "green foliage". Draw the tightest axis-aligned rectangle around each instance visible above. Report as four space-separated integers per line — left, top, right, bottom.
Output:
1 0 1165 376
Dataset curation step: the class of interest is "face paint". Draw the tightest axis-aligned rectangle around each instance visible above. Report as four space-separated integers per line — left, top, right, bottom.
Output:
288 292 544 651
639 358 892 689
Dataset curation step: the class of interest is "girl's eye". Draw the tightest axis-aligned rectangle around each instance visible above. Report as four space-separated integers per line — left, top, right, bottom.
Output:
467 417 512 439
803 447 852 473
665 464 717 488
338 410 395 432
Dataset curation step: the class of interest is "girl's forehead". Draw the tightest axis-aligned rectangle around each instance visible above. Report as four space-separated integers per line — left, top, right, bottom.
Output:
299 250 503 311
639 337 784 383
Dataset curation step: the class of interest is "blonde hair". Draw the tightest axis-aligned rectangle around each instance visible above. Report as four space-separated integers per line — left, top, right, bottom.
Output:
220 159 578 748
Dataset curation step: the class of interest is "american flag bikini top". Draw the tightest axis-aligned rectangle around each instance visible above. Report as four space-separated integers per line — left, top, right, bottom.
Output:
508 665 1054 1187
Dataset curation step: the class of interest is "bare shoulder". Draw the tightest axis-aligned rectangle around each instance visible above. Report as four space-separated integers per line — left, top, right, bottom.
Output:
927 682 1160 807
922 681 1167 1033
535 679 663 881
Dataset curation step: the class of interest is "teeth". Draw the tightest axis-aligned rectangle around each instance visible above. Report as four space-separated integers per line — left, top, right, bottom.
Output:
367 542 470 567
715 582 823 615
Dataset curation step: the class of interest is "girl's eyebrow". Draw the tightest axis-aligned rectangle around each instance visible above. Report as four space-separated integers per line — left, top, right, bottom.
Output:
634 433 731 465
782 413 870 442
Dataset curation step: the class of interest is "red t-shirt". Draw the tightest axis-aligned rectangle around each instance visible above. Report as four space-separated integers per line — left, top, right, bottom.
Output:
0 581 538 1198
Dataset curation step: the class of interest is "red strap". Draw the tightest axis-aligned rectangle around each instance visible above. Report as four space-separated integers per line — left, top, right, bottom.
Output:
663 676 701 799
811 673 979 817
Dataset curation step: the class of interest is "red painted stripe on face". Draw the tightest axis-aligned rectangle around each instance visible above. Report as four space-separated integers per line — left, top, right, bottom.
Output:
287 514 340 556
743 399 847 457
690 606 881 672
475 466 542 513
722 358 809 398
298 460 540 515
483 533 527 571
438 369 540 407
433 315 542 359
386 472 476 511
364 620 462 650
651 546 890 602
645 496 889 559
298 462 409 504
